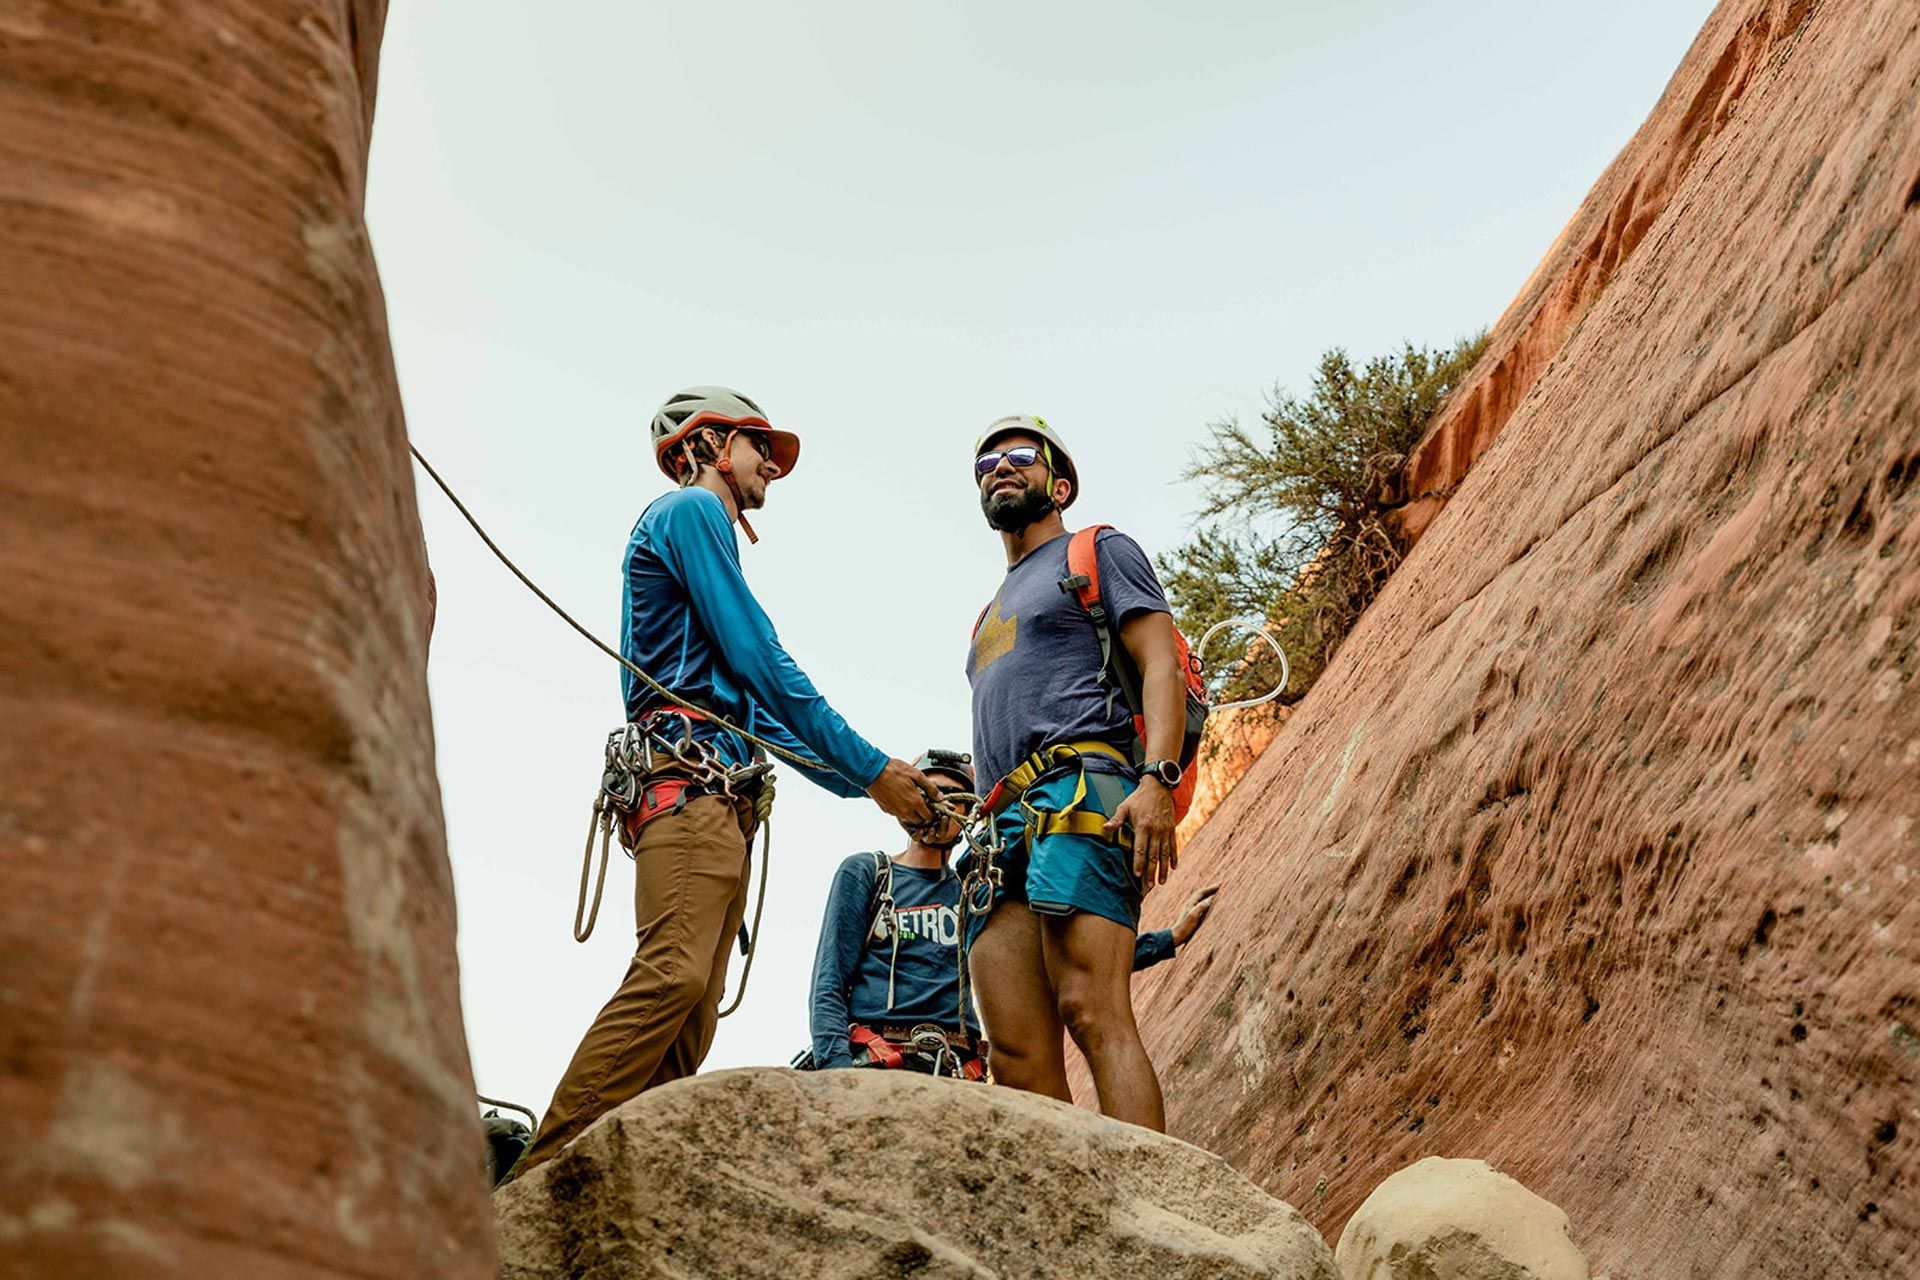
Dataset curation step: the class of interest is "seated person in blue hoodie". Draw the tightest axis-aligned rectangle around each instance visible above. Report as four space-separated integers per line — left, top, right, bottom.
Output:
806 749 1218 1078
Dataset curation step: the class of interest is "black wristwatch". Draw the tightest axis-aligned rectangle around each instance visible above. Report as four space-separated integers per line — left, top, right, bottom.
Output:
1140 759 1183 788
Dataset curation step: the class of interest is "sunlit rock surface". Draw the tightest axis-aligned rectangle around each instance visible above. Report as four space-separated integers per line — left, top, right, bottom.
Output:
1128 1 1920 1275
495 1068 1340 1280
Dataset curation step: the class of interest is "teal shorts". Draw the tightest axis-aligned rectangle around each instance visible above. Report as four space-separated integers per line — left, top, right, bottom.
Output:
962 766 1142 940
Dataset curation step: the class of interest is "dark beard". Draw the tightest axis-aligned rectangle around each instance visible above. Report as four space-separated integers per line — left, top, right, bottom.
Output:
981 480 1056 532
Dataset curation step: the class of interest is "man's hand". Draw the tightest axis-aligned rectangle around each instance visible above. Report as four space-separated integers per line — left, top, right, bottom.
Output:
867 758 937 827
1170 884 1220 946
1109 776 1178 888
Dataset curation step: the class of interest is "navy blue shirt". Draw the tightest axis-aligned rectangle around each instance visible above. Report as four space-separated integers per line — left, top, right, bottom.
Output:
966 528 1172 789
807 852 1177 1069
621 487 887 795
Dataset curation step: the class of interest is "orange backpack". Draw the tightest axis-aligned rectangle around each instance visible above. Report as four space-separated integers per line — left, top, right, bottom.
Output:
1060 525 1209 820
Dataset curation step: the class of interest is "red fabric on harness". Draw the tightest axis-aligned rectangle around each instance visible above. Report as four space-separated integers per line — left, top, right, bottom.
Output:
848 1024 906 1069
849 1025 986 1078
618 776 694 846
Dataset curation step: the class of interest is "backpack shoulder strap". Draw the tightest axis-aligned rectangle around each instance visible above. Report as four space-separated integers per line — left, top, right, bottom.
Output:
970 602 990 640
1061 525 1110 614
860 851 894 951
1059 526 1129 704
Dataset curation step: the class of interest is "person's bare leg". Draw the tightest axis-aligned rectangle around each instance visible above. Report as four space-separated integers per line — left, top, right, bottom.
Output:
968 903 1070 1102
1043 911 1164 1130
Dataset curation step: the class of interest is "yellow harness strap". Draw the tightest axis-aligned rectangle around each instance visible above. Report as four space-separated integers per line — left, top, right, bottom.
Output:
992 741 1134 849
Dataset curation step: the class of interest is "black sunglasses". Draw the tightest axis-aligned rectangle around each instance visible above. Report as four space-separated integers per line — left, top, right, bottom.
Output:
735 430 773 461
974 445 1045 477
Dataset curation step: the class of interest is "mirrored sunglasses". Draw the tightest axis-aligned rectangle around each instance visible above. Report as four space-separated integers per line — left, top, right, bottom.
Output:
974 445 1044 477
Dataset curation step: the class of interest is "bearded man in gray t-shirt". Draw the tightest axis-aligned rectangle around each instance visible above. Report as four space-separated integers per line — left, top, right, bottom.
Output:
961 415 1188 1132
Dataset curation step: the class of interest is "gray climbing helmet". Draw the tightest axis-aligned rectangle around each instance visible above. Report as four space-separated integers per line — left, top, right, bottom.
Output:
651 386 800 481
975 413 1078 509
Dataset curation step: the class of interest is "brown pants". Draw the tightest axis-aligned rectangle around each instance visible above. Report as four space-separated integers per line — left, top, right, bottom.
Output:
517 793 752 1174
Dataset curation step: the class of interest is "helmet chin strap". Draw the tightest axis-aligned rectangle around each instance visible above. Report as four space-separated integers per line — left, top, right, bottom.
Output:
683 432 760 543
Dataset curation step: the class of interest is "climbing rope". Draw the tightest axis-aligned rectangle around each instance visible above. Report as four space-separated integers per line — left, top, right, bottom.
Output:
1196 616 1291 712
716 817 771 1019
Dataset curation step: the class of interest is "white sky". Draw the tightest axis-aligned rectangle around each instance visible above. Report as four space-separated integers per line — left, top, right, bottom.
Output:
367 0 1719 1114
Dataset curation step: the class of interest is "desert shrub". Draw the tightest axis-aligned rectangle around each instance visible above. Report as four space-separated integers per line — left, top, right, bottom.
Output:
1162 333 1488 704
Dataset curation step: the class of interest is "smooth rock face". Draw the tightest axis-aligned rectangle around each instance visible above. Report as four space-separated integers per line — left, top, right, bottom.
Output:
495 1067 1340 1280
1181 704 1289 842
1334 1158 1588 1280
1128 1 1920 1276
0 4 491 1277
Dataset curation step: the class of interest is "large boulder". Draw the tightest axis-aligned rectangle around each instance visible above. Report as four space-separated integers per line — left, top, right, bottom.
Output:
1334 1158 1587 1280
0 3 490 1276
495 1067 1339 1279
1125 1 1920 1276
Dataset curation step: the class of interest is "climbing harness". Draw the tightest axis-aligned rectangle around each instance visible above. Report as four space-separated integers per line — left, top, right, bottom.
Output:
573 710 775 1019
980 740 1134 842
849 1022 987 1080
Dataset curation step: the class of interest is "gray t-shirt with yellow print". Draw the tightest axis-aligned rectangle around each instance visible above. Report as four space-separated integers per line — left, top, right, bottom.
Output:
966 527 1172 790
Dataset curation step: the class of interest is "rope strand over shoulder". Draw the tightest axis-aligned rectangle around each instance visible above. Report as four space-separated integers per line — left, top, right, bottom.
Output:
409 443 832 775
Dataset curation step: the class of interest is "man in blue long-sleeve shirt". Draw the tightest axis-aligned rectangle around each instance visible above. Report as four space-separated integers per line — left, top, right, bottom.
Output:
518 387 938 1175
807 750 1217 1077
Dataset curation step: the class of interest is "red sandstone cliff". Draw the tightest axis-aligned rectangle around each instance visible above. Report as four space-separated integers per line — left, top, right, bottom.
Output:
0 5 492 1276
1129 1 1920 1275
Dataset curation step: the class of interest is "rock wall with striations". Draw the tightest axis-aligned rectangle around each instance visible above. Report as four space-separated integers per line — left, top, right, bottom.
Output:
1128 1 1920 1276
0 4 493 1276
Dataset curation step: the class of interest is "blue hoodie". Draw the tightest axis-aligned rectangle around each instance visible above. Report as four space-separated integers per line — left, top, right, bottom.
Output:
620 486 886 795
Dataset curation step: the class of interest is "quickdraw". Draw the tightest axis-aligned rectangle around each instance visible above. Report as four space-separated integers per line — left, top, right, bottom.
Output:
945 787 1006 1041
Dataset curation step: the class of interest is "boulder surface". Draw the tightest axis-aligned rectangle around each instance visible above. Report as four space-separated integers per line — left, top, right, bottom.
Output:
0 4 490 1276
1334 1158 1587 1280
1124 1 1920 1276
495 1067 1339 1280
